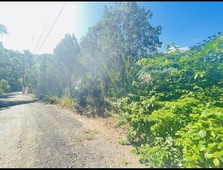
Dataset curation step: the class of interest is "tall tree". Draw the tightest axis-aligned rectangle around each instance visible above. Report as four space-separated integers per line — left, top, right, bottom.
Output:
99 2 162 84
54 33 80 95
80 2 162 96
80 22 112 95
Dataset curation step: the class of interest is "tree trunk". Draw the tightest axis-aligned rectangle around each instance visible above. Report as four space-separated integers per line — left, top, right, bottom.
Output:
119 54 127 84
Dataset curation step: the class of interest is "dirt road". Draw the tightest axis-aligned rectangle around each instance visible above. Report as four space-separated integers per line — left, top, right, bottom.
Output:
0 92 144 168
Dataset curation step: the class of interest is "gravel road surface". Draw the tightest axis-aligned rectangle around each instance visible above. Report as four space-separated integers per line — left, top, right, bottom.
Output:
0 92 144 168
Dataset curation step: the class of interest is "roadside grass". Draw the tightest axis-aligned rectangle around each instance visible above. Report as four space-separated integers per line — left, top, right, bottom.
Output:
71 134 82 144
47 95 59 104
80 127 99 141
118 137 131 145
120 157 130 166
59 96 76 108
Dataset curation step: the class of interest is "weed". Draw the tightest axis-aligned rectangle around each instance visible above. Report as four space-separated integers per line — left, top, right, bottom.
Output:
120 157 129 166
80 127 99 141
59 95 76 108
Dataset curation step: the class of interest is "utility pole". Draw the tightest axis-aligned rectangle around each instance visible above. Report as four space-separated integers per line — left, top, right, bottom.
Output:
22 49 32 94
22 52 25 94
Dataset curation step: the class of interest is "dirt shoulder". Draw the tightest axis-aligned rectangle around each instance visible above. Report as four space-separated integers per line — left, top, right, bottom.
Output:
47 104 145 168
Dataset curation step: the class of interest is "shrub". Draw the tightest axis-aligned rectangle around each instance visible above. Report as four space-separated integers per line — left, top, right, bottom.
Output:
117 36 223 168
48 95 59 104
59 95 76 108
0 79 11 93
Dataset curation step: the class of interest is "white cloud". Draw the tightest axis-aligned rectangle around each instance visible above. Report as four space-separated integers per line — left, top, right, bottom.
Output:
179 46 189 51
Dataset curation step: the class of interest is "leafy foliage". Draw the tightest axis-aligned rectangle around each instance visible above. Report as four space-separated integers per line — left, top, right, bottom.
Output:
117 36 223 168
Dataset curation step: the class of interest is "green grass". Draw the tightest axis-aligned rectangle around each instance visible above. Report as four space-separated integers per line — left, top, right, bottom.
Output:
59 95 76 108
80 127 99 141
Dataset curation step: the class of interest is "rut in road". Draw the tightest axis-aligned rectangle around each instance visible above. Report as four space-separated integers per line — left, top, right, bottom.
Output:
0 92 145 168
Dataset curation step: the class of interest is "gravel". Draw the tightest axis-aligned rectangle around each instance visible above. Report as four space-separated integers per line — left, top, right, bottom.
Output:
0 92 144 168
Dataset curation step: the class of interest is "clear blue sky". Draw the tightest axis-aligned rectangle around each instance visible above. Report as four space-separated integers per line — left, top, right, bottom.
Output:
85 1 223 51
137 2 223 50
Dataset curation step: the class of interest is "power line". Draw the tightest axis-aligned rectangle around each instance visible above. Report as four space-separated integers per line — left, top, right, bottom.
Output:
32 18 49 54
35 2 67 55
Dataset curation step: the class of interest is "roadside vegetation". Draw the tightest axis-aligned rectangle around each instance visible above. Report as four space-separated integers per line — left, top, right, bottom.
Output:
0 2 223 168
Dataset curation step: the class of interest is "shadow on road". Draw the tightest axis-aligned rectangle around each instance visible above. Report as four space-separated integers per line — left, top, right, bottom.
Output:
0 92 38 111
0 93 18 98
0 100 38 109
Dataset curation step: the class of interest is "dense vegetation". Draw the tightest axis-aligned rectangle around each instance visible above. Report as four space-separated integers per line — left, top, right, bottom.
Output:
0 43 23 94
116 36 223 168
0 2 223 168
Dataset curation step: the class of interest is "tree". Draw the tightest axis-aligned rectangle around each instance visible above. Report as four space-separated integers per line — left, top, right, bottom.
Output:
98 2 162 86
77 2 162 115
80 2 162 95
101 2 162 60
80 23 101 78
7 50 23 91
80 22 113 95
53 33 81 95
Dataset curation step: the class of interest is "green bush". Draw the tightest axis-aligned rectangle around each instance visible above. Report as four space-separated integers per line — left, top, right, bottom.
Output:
48 95 59 104
0 79 11 94
59 95 76 108
176 107 223 168
117 36 223 168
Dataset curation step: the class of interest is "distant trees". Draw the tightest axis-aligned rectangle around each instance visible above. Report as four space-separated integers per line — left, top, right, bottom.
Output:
0 24 24 93
23 33 82 99
7 50 23 91
0 42 23 94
